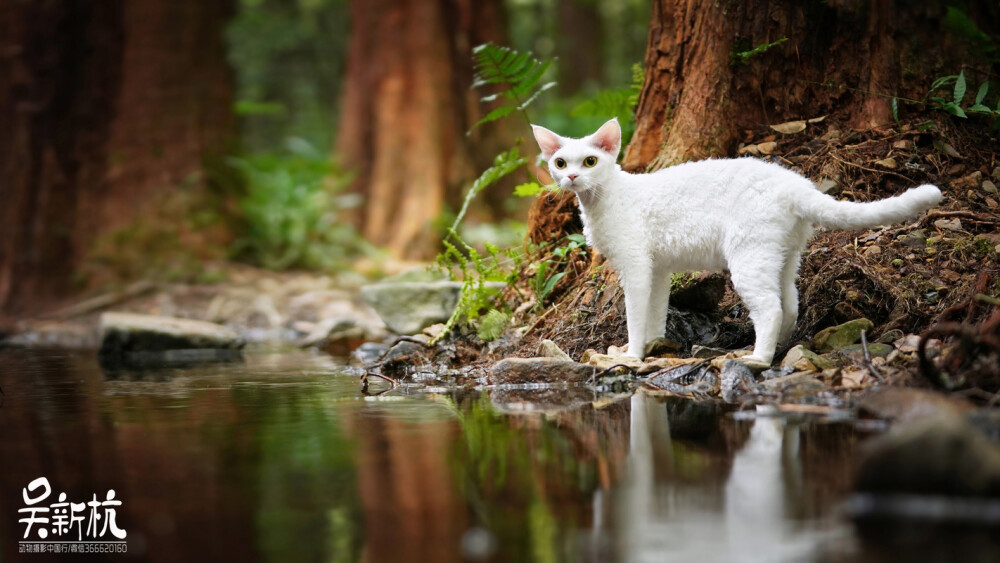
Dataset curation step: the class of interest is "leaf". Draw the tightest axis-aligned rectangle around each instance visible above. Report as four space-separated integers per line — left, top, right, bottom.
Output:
930 75 957 92
451 149 526 232
967 104 993 114
933 140 962 158
476 309 510 342
891 97 900 125
953 70 967 105
514 182 544 197
469 43 555 132
541 271 568 299
976 81 989 105
943 102 967 118
566 234 587 246
770 120 806 134
806 115 827 123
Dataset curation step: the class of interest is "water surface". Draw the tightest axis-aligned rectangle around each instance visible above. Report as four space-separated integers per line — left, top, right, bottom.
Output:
0 349 875 561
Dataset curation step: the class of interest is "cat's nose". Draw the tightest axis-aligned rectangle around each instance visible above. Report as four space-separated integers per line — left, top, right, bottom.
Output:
567 174 578 181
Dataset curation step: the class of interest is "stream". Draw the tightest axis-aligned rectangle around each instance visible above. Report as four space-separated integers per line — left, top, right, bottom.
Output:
0 348 991 562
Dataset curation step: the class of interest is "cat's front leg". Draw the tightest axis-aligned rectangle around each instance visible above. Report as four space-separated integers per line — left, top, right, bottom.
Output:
620 265 652 359
645 264 672 340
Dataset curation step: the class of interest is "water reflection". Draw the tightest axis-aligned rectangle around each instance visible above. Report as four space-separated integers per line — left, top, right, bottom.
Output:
0 349 866 562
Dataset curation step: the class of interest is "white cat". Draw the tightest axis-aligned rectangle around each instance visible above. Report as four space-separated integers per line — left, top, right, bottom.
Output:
532 118 942 365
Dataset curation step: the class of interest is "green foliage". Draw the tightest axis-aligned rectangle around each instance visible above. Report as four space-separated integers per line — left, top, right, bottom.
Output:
514 182 548 197
229 138 369 271
943 5 998 61
730 37 788 66
570 63 644 148
470 43 557 130
530 261 567 313
450 148 527 233
928 71 1000 121
477 309 511 342
226 0 348 152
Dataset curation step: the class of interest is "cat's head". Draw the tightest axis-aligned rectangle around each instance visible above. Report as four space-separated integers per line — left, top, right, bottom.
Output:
531 118 621 194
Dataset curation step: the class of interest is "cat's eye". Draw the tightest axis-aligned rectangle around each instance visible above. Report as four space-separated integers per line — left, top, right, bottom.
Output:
554 158 567 169
583 156 598 168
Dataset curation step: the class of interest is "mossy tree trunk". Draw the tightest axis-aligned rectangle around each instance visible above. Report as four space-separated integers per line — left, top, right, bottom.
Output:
623 0 995 170
336 0 511 260
0 0 235 317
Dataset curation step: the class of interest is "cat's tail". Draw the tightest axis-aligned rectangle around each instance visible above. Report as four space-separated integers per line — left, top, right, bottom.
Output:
795 184 942 230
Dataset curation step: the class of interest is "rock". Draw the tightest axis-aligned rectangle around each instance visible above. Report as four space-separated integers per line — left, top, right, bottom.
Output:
781 344 836 371
933 218 963 232
354 341 389 364
640 356 704 374
967 409 1000 443
487 357 598 385
379 340 432 375
859 387 973 423
3 321 99 350
538 339 572 361
983 179 998 195
893 333 922 353
720 360 758 403
759 372 826 392
581 350 644 371
855 413 1000 497
813 318 874 353
99 312 244 355
323 326 369 357
838 342 894 358
709 350 753 371
643 337 682 357
952 170 983 191
690 345 729 359
670 272 727 312
360 281 502 334
816 178 839 193
898 230 927 248
877 329 904 344
760 366 795 380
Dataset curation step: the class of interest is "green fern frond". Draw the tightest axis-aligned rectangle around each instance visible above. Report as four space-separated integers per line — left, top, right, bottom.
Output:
470 43 556 130
477 309 510 342
450 149 526 233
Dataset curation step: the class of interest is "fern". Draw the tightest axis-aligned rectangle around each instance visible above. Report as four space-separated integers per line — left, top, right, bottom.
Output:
449 148 526 234
570 62 644 148
477 309 511 342
470 43 556 131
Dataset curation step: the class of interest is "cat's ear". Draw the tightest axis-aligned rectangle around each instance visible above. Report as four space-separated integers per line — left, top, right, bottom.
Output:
590 118 621 156
531 125 563 161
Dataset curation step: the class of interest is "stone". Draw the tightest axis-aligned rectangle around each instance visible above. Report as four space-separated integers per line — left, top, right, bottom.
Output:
379 340 432 375
99 312 244 355
690 345 729 359
643 337 682 357
487 357 599 385
933 218 963 232
720 360 758 403
781 344 836 370
838 342 894 358
816 178 839 193
858 387 973 423
855 413 1000 497
952 170 983 191
360 281 503 335
759 372 826 393
581 350 644 371
538 339 572 361
898 230 927 248
983 179 998 195
812 318 874 353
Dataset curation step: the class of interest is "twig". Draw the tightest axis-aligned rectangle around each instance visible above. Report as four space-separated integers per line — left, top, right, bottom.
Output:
360 371 399 395
827 153 918 185
860 329 884 381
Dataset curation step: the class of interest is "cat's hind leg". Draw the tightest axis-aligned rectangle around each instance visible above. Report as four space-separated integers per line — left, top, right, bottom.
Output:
779 224 811 345
729 253 783 366
645 263 673 341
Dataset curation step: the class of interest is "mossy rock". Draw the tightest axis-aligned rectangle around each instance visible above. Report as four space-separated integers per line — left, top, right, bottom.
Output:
812 318 874 353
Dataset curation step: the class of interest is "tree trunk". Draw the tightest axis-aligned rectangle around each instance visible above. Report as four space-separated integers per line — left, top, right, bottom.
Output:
0 0 235 317
336 0 511 260
624 0 985 170
556 0 604 95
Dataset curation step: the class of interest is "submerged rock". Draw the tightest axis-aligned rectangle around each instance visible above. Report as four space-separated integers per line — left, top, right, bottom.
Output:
812 318 874 353
855 414 1000 497
487 357 599 385
719 360 759 403
99 312 244 354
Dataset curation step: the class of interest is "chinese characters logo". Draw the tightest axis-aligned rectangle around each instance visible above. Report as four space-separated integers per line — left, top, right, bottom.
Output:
17 477 127 554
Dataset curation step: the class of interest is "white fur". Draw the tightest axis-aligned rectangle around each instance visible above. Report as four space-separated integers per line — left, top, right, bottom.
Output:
532 118 942 364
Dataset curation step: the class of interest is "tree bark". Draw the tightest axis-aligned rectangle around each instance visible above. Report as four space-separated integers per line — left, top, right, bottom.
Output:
336 0 511 260
0 0 235 317
624 1 983 170
556 0 604 95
